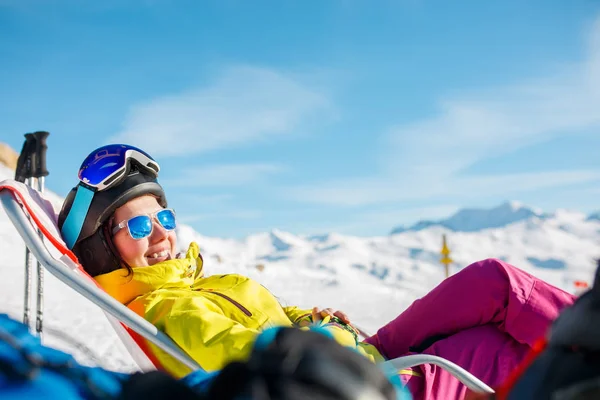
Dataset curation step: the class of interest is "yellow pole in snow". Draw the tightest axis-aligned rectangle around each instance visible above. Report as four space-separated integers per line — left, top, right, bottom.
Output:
440 234 453 278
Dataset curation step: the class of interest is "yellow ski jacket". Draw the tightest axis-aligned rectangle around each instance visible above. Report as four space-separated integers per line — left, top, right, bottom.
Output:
95 242 384 378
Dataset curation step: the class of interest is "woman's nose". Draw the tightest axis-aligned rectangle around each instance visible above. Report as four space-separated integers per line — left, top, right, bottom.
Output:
149 219 169 241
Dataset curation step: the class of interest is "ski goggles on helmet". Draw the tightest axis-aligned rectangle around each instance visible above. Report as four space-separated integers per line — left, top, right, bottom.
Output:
112 208 177 240
77 144 159 191
61 144 161 249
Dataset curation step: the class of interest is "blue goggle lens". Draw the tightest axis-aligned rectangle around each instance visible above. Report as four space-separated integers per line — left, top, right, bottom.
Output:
78 144 158 189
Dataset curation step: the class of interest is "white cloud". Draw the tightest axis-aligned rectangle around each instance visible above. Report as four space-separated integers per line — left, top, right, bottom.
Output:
173 194 234 206
329 205 462 235
277 204 460 236
109 66 332 156
179 210 262 223
383 16 600 178
284 14 600 207
357 205 460 223
165 163 284 187
285 170 600 206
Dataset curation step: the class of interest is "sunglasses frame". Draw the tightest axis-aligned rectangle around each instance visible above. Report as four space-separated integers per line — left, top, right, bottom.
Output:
111 208 177 240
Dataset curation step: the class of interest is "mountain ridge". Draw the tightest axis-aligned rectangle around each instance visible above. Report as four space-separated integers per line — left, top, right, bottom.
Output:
391 201 556 234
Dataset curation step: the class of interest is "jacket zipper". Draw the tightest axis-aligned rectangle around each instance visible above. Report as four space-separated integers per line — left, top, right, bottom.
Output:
200 289 253 317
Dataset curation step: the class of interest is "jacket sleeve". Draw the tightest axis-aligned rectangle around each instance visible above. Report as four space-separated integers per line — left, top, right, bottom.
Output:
282 305 313 326
142 296 260 377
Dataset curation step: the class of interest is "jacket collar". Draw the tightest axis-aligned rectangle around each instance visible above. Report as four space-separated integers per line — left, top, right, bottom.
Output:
94 242 203 305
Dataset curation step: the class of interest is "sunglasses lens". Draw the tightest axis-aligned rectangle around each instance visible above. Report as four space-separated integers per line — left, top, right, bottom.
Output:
157 209 177 230
127 215 153 240
123 209 176 240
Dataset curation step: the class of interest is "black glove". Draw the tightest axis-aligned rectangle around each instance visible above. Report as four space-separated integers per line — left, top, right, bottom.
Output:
204 327 400 400
118 370 206 400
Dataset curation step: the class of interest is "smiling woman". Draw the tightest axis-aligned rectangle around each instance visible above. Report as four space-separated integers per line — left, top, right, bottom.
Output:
56 143 578 400
56 143 377 376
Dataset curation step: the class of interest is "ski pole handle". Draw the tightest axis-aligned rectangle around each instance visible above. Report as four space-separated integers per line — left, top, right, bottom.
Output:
15 133 36 183
25 133 36 181
15 137 29 182
33 131 49 178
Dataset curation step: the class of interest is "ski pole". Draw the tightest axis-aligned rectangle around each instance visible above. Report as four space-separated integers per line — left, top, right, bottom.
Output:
33 131 49 338
16 133 37 330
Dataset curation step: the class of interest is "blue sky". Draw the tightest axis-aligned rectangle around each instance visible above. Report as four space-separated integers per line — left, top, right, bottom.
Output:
1 0 599 238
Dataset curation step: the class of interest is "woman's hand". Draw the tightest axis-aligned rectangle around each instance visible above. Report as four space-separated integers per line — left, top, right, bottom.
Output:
311 307 351 324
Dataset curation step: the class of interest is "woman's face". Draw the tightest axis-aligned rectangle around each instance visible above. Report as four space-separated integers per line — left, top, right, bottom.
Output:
111 195 177 268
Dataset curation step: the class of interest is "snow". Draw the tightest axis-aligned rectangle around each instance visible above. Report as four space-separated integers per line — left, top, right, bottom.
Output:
0 163 598 373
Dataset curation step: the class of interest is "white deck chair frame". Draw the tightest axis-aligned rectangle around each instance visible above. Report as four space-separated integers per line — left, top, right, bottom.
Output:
0 179 494 394
0 181 200 373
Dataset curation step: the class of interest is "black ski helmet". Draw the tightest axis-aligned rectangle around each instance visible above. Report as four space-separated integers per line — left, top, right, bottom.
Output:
58 145 167 277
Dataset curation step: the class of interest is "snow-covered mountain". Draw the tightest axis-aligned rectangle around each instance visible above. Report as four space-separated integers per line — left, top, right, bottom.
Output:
390 201 548 233
0 162 598 373
588 211 600 222
177 207 600 294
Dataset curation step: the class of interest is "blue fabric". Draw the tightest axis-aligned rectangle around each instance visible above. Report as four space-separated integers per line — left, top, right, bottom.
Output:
380 363 413 400
180 369 219 394
252 326 282 350
0 314 412 399
0 314 126 399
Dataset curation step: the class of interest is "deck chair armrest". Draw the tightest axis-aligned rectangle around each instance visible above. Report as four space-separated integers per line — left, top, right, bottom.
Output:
382 354 495 394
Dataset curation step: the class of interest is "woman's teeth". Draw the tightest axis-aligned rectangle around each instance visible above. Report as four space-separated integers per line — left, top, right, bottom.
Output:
149 250 169 259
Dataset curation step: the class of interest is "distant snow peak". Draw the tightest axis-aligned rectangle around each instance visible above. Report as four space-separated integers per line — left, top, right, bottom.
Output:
391 201 543 234
268 228 310 252
587 211 600 222
269 229 292 252
505 200 524 210
307 233 330 243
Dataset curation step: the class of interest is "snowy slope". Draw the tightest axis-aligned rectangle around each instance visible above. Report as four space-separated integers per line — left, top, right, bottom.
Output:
0 163 598 373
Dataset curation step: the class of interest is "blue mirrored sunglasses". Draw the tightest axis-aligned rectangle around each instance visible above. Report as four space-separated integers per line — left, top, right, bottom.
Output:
112 209 177 240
